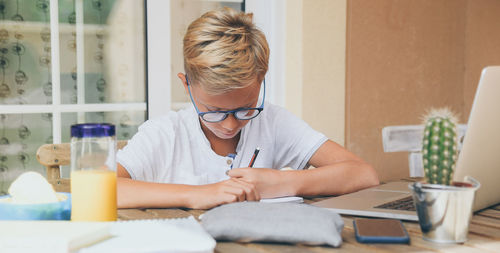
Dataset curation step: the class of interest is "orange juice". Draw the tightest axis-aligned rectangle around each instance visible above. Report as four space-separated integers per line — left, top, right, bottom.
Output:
71 170 117 221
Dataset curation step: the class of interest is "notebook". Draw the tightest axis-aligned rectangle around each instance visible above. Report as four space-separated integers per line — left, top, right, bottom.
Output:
313 66 500 220
81 216 215 253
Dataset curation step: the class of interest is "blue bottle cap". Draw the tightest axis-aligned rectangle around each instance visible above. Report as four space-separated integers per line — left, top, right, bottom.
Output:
70 123 115 138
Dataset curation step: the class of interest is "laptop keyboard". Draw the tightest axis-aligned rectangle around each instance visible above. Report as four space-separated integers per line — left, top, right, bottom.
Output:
374 196 416 211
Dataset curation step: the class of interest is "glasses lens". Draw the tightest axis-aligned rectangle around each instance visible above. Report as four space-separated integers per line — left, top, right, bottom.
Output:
201 112 227 122
235 109 260 120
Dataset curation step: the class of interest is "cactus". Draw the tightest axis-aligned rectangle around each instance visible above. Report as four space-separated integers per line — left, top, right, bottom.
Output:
422 108 459 185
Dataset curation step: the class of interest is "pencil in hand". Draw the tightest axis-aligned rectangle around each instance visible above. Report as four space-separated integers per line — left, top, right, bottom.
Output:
248 147 260 167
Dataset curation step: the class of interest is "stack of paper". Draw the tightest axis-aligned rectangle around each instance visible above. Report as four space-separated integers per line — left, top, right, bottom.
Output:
0 216 215 253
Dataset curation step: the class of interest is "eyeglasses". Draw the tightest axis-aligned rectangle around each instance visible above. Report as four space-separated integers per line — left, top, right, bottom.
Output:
186 75 265 123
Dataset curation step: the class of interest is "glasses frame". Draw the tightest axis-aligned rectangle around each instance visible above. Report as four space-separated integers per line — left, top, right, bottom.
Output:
186 75 266 123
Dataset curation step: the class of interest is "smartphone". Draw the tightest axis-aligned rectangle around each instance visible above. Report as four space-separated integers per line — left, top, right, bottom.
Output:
353 218 410 244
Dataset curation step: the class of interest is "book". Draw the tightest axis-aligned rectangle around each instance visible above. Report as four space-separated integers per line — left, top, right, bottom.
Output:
0 221 111 253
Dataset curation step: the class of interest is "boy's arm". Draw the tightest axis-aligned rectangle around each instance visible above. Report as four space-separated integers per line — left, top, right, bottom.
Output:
117 163 259 209
227 140 379 198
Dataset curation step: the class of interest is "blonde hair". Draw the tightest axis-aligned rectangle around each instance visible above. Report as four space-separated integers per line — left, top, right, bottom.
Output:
183 7 269 94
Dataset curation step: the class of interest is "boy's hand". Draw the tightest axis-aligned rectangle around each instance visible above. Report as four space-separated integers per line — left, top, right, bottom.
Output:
187 178 260 209
227 168 291 199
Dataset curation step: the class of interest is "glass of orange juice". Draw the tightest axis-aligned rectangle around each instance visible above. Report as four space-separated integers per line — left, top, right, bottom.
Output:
70 123 117 221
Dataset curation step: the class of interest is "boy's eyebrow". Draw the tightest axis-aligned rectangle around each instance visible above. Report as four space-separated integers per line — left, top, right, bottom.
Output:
203 102 255 111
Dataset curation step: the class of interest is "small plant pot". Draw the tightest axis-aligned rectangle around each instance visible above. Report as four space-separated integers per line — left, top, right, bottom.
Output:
408 176 480 243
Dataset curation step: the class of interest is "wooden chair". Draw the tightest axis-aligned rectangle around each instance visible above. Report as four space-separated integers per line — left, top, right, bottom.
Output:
36 140 128 192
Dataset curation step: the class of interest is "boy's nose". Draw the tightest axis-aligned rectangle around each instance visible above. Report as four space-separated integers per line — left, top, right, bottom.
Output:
220 113 239 130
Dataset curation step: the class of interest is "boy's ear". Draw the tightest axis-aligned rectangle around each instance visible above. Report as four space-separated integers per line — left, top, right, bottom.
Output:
177 73 189 94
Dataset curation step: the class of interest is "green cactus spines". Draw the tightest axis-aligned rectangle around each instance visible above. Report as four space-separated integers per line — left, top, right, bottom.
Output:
422 108 459 185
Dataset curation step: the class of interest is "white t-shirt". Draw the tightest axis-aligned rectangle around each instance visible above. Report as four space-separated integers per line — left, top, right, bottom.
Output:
117 103 327 185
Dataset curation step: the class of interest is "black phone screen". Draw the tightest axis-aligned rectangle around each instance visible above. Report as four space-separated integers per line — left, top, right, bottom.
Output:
353 218 410 243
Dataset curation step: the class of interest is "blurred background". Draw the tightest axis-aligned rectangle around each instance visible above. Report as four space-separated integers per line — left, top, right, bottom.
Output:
1 0 499 193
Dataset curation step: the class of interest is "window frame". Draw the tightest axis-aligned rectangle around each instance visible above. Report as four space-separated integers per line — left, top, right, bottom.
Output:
0 0 148 144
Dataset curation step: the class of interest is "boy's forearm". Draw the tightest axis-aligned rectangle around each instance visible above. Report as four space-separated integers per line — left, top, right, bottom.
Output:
284 160 379 197
117 177 196 209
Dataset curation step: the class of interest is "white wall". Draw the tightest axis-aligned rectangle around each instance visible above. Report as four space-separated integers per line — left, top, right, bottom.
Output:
285 0 347 145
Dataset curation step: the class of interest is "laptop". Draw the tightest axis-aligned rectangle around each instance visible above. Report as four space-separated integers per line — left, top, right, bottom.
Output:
313 66 500 221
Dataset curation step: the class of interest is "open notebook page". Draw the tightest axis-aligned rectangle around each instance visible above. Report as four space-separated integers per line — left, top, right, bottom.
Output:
81 216 215 253
260 196 304 203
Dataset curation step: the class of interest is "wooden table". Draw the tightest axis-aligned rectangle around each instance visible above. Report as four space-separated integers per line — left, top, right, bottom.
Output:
118 199 500 252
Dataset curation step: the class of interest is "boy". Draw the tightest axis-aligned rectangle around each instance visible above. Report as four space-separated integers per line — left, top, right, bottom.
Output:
117 8 379 209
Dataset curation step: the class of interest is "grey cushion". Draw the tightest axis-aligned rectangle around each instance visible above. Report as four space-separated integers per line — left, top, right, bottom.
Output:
201 202 344 247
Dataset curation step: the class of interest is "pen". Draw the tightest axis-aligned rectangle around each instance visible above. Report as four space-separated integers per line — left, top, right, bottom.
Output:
248 147 260 167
